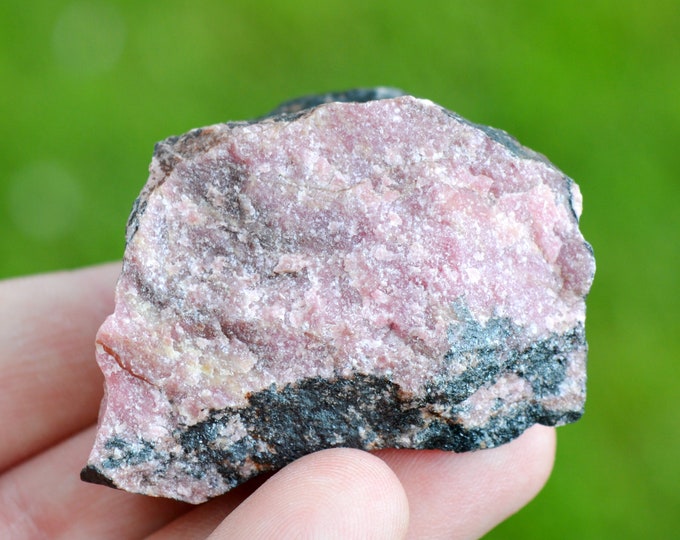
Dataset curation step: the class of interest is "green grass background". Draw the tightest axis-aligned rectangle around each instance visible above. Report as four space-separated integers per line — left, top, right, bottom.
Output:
1 1 678 537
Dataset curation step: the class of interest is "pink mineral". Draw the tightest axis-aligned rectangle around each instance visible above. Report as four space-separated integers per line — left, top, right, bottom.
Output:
82 88 595 503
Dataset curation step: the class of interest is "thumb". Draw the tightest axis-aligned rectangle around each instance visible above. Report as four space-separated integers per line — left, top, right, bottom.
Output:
208 448 409 539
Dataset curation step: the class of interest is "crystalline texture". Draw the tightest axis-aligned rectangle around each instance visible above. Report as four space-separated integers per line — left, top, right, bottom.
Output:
82 89 595 503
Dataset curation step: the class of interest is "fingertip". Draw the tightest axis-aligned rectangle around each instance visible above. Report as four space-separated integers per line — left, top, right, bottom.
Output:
477 425 557 534
375 424 557 539
209 448 409 539
520 424 556 495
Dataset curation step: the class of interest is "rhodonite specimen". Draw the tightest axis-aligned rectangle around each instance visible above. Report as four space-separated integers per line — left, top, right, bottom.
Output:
82 88 595 503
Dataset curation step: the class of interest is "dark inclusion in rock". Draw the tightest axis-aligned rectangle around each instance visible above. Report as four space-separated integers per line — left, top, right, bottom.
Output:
82 88 595 503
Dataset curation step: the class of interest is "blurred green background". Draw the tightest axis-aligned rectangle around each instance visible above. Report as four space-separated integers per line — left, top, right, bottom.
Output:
1 1 678 537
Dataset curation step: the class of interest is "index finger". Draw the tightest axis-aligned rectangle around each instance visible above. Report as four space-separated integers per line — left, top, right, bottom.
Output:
0 263 120 472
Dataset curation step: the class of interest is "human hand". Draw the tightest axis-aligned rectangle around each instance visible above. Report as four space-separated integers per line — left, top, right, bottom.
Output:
0 263 555 539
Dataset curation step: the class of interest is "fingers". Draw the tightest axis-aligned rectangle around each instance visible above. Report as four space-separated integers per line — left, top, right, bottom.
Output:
157 427 552 539
0 426 190 539
0 419 552 539
376 425 556 539
208 448 409 540
147 426 554 539
0 263 120 471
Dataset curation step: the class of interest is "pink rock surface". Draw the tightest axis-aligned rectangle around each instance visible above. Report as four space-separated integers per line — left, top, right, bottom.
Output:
82 89 595 503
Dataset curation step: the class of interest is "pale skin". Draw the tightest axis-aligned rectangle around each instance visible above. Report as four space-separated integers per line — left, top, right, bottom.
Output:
0 263 556 539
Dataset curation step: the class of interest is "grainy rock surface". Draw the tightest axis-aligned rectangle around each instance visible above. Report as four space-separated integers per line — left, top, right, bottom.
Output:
82 88 595 503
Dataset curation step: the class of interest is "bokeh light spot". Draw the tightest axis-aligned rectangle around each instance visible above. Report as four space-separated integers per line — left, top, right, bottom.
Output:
7 162 83 241
52 1 126 76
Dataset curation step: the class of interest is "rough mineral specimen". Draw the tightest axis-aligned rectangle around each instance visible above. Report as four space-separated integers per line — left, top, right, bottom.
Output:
82 88 595 503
